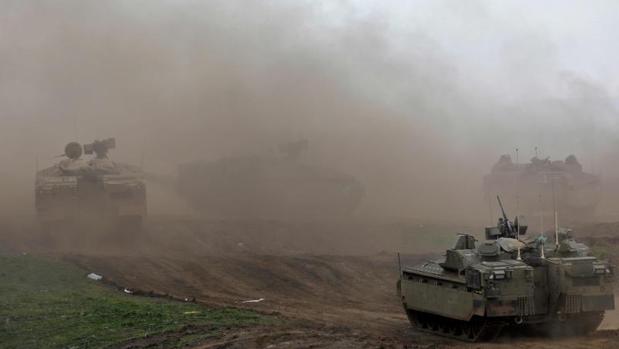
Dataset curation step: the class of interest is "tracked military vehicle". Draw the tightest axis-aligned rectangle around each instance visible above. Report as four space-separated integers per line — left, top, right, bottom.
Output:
398 197 614 341
35 138 146 238
177 140 364 219
484 154 601 223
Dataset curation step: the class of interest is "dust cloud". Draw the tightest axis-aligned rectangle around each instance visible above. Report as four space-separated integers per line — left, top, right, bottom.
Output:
2 1 619 222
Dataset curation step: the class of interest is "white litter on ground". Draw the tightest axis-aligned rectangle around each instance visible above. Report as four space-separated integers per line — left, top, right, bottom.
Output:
87 273 103 281
241 298 265 304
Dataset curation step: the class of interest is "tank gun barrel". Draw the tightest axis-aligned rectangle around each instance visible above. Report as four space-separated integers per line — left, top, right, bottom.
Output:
497 195 515 236
497 195 508 222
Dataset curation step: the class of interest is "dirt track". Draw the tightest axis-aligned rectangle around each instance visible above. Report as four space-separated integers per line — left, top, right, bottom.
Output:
4 217 619 348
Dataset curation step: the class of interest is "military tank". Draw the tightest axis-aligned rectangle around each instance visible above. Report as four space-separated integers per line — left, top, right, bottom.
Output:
176 140 364 219
484 154 601 224
398 197 614 341
35 138 147 237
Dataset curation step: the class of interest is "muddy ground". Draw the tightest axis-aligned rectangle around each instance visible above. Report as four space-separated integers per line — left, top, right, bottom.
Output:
3 216 619 348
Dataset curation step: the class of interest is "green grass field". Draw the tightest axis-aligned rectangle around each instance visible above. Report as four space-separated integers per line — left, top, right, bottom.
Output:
0 254 271 349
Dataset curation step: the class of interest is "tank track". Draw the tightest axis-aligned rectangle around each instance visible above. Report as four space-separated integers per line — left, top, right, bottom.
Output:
405 309 506 342
405 309 604 341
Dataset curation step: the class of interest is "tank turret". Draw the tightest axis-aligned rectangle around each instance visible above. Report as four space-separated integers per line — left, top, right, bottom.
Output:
35 138 146 243
176 141 364 219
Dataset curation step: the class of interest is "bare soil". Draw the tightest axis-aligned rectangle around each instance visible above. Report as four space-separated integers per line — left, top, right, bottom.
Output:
3 216 619 348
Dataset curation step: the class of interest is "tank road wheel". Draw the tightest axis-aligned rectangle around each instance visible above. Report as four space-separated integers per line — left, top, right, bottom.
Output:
452 323 464 337
440 322 449 334
462 323 475 341
461 317 502 342
479 321 504 341
467 318 485 341
462 323 475 340
441 319 455 334
430 315 440 331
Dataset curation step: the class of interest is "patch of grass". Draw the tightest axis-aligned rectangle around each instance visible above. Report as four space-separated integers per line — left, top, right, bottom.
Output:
0 255 271 349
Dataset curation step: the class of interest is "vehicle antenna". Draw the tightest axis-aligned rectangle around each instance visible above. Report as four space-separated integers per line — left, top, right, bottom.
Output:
516 148 520 218
488 196 494 226
515 148 520 241
552 175 559 249
539 193 544 233
397 252 402 280
540 174 546 258
539 174 545 235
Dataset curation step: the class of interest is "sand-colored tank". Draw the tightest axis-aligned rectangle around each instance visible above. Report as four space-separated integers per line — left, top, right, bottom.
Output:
35 138 146 237
484 154 601 224
177 140 364 219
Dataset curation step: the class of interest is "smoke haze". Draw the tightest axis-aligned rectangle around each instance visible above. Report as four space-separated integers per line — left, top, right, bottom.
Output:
2 0 619 220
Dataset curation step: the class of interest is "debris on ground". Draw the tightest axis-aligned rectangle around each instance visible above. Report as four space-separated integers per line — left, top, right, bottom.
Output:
241 298 265 304
87 273 103 281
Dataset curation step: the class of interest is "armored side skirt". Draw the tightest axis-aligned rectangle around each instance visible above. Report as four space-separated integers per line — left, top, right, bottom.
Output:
400 277 535 321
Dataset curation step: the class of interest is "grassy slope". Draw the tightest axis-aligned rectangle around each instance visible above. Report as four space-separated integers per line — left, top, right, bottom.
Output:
0 255 270 349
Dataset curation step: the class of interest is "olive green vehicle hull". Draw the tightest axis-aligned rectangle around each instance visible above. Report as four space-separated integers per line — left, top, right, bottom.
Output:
399 256 614 341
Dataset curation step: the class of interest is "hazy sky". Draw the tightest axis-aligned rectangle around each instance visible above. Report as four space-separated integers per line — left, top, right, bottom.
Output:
350 1 619 92
2 0 619 217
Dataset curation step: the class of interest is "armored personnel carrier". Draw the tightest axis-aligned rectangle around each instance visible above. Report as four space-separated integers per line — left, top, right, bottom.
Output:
176 140 364 219
484 154 601 223
35 138 146 237
398 197 614 341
